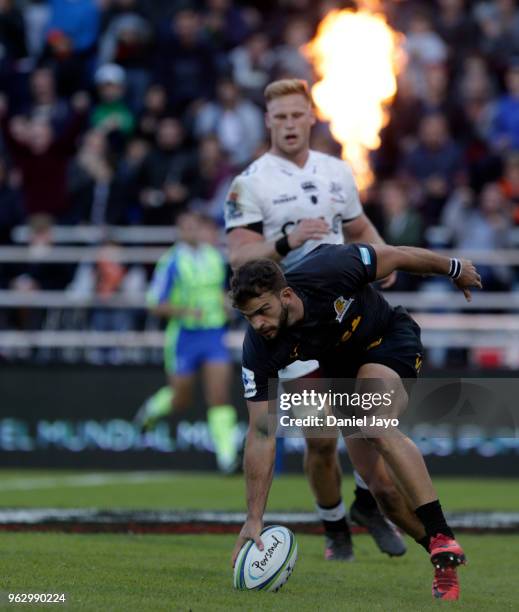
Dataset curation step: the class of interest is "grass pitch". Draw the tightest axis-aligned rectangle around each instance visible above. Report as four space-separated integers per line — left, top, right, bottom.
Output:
1 471 518 611
1 470 518 511
2 532 518 611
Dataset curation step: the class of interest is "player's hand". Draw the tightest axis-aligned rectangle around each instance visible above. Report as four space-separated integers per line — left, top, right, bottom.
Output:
379 270 397 289
287 218 330 249
453 258 482 302
231 518 264 567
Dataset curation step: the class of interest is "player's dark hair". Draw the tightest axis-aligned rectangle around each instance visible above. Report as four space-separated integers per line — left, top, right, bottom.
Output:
230 259 287 308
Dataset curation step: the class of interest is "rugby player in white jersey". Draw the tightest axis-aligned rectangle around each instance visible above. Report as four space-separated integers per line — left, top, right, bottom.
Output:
225 79 427 560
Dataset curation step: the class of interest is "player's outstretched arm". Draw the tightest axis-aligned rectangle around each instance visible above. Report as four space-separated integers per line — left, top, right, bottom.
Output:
231 399 276 566
371 244 483 302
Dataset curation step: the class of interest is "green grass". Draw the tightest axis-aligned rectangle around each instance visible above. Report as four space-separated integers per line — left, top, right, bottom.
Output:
1 471 518 610
0 470 518 512
2 532 518 611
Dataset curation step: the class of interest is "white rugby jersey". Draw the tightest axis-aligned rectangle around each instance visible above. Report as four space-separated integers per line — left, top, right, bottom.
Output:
224 150 363 271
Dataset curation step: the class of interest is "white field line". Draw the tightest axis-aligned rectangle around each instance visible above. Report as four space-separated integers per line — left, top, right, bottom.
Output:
0 472 176 491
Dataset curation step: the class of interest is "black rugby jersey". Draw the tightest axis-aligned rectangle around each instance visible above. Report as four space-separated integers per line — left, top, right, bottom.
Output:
241 243 395 401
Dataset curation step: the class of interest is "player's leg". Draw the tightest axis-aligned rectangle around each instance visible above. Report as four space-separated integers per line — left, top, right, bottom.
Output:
282 366 353 561
201 328 238 473
303 434 354 561
355 362 465 600
345 436 425 543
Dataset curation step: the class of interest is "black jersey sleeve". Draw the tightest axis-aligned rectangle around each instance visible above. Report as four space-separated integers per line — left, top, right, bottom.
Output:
298 243 377 293
241 327 278 402
340 243 378 286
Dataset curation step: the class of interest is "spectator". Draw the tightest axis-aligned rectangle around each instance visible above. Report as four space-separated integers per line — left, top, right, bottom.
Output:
114 136 150 224
67 238 146 364
92 63 135 136
229 30 274 106
0 156 23 246
434 0 480 67
0 0 28 102
380 179 423 247
155 5 219 115
489 61 519 153
21 66 70 131
68 129 116 224
203 0 250 52
137 116 195 225
137 83 168 141
500 152 519 221
401 112 464 224
189 134 234 224
98 0 154 114
0 92 89 219
442 183 513 289
194 77 264 166
0 0 28 63
272 17 313 82
23 0 50 60
474 0 519 71
403 11 448 98
8 214 74 332
43 0 100 92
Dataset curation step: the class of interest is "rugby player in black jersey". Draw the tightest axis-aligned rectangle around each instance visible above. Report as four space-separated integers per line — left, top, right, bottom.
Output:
230 242 482 600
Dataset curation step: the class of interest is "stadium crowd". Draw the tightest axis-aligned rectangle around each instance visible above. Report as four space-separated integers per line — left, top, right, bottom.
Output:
0 0 519 354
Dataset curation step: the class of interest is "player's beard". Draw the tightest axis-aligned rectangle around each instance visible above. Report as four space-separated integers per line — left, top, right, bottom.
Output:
269 303 289 339
261 303 289 340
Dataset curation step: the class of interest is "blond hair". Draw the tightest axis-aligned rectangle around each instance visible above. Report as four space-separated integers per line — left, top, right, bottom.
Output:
264 78 312 104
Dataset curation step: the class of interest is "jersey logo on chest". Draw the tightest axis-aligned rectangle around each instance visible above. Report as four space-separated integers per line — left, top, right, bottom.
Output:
273 194 298 205
334 296 354 323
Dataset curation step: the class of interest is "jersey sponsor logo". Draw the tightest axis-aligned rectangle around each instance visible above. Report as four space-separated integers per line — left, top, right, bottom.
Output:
273 194 298 205
358 246 372 266
225 191 243 219
242 366 257 398
281 216 329 237
334 296 354 323
301 181 317 192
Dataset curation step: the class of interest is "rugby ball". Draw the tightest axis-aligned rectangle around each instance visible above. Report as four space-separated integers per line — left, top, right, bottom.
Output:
233 525 298 592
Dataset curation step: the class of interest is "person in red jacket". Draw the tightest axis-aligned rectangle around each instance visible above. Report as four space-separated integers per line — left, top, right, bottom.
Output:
0 92 89 220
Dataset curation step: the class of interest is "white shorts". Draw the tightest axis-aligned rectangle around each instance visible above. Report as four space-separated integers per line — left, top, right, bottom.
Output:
278 360 320 381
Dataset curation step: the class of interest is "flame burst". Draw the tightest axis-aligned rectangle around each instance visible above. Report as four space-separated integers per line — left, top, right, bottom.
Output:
304 3 404 190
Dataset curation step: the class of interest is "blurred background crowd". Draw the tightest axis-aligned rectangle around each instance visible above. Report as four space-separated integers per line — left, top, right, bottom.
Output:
1 0 519 362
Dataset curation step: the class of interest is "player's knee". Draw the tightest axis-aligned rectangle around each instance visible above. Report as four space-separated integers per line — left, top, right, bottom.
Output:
305 438 337 464
365 436 392 455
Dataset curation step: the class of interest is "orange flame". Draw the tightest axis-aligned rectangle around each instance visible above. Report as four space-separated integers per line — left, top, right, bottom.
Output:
304 3 405 190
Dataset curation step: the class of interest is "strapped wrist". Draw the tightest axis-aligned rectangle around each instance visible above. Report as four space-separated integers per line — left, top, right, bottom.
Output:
448 258 462 280
275 235 291 256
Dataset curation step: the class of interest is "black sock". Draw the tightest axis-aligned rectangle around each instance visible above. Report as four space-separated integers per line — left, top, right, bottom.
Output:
417 536 430 553
415 500 454 539
317 499 351 535
353 485 378 513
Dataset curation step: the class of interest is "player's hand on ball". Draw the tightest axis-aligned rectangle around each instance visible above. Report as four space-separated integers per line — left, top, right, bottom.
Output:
231 518 264 567
453 259 482 302
287 218 330 249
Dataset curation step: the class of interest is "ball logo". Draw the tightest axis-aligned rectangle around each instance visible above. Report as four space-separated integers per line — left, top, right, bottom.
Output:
248 532 285 580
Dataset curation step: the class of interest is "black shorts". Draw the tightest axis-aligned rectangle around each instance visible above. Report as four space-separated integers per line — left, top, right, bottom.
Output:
322 306 424 380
